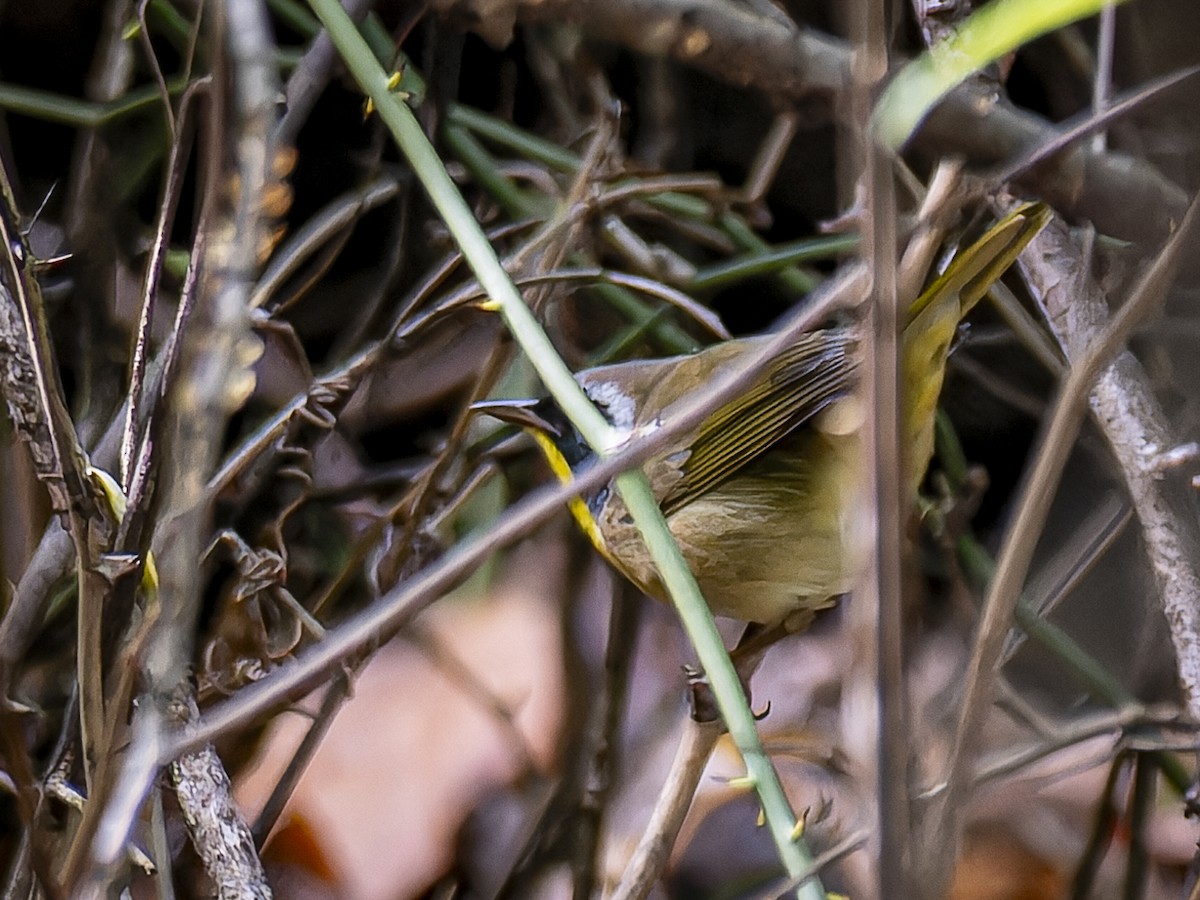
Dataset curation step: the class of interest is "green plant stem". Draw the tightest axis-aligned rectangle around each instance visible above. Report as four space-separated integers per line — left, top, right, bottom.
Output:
268 0 321 36
447 103 581 173
691 232 859 292
304 0 823 894
0 79 188 128
145 0 193 46
442 123 544 218
719 213 822 295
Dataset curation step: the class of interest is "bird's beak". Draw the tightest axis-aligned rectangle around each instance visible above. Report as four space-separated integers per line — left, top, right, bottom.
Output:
470 398 561 437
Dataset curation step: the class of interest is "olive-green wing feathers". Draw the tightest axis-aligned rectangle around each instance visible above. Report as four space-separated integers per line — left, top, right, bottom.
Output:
657 201 1049 517
907 200 1051 325
659 330 858 517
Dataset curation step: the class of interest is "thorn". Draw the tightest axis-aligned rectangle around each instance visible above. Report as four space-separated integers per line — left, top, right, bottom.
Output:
30 252 72 273
364 70 407 119
791 806 809 841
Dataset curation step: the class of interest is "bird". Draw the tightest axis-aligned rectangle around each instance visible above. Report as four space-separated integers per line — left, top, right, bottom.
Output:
479 201 1050 629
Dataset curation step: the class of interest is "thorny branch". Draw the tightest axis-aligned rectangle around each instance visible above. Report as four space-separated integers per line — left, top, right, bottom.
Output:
0 149 113 840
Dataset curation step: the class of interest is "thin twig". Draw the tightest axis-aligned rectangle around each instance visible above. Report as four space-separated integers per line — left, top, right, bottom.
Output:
1122 751 1154 900
852 0 908 893
972 705 1186 788
1070 755 1124 900
1090 2 1116 155
249 175 403 310
136 0 177 136
610 717 724 900
571 582 639 898
121 78 207 486
0 155 110 823
250 673 349 846
991 64 1200 187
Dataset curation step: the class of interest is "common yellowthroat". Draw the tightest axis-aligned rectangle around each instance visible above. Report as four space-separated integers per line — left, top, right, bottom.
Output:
482 202 1050 627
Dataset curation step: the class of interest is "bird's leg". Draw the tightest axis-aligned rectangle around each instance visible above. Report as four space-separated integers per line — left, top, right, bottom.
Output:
685 622 782 723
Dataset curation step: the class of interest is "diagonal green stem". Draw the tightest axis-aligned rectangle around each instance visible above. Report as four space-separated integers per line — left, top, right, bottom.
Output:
304 0 823 895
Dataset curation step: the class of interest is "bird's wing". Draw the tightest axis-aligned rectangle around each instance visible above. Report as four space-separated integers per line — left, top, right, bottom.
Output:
901 200 1051 494
907 200 1051 325
659 329 858 517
